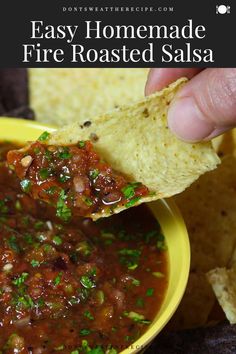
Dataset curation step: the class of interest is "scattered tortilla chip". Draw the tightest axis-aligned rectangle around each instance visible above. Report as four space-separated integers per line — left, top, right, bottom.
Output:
207 267 236 324
30 68 148 127
47 78 219 209
175 155 236 272
168 272 215 330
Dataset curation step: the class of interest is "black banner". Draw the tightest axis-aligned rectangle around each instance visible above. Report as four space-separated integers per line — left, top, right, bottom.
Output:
0 0 234 67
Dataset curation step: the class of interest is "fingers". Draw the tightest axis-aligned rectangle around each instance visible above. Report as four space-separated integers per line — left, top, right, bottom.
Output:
145 68 202 95
167 68 236 142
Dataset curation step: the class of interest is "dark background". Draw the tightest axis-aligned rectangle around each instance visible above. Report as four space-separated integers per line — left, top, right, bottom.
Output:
0 0 234 67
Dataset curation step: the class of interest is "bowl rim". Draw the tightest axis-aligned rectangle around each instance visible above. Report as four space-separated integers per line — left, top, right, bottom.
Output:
0 117 190 354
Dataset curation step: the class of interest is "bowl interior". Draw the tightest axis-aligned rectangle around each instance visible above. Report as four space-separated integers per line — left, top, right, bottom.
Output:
0 118 190 354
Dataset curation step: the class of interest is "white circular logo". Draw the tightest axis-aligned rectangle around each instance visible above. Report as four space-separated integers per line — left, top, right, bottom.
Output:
218 5 228 14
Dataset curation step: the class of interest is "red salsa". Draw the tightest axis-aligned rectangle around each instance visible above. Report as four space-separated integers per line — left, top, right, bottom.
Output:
0 142 168 353
7 133 150 220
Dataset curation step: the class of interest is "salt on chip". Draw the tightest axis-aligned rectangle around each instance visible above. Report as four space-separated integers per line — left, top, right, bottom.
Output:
207 267 236 324
46 78 219 217
175 155 236 272
168 272 215 330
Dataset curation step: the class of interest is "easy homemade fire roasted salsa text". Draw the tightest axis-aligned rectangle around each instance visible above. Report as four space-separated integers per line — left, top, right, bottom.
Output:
7 133 150 220
0 142 168 353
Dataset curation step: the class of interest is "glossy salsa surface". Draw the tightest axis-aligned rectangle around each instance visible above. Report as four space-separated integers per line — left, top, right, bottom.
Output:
7 136 150 220
0 142 168 354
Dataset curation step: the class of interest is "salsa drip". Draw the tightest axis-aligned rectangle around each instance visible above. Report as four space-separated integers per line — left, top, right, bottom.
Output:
7 136 150 221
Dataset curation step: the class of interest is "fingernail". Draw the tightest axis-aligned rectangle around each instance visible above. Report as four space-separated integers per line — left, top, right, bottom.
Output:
145 70 156 96
167 96 215 142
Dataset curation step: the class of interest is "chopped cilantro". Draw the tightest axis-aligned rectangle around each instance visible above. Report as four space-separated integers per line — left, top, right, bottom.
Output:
107 349 118 354
124 311 151 325
58 174 70 183
43 244 53 252
56 190 72 222
76 241 92 257
132 278 140 286
84 197 93 207
24 234 34 244
12 272 29 287
68 297 79 306
89 169 99 180
34 221 44 230
146 288 154 297
58 147 72 159
157 234 167 251
119 249 141 257
45 186 57 195
8 235 20 252
104 239 113 246
88 268 97 277
31 259 40 267
78 141 85 148
79 288 90 301
37 298 45 307
0 199 9 214
119 248 141 270
84 310 94 320
101 231 115 239
15 200 21 211
38 131 50 141
128 263 138 270
122 182 141 199
39 168 52 180
54 272 63 286
80 276 95 289
136 297 145 308
96 290 105 305
89 348 105 354
54 345 64 351
20 179 31 193
34 147 40 154
45 150 52 161
14 294 34 309
80 328 91 336
125 196 141 208
53 235 62 245
22 216 30 226
144 229 159 243
152 271 164 278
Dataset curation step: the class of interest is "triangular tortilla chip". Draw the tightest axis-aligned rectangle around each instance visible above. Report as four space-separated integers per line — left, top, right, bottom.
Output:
8 78 220 220
207 267 236 324
48 78 219 205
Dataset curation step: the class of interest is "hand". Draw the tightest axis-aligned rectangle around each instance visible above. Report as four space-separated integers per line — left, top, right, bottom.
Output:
145 68 236 142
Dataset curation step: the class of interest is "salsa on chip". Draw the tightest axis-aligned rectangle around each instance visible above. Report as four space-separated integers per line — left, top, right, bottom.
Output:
7 78 219 220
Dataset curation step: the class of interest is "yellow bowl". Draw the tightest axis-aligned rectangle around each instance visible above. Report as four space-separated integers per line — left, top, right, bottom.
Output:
0 118 190 354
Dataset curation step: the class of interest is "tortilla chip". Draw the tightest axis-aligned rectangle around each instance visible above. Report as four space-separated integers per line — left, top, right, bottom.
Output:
212 135 224 153
30 68 148 127
175 155 236 272
168 272 215 330
207 267 236 324
46 78 219 216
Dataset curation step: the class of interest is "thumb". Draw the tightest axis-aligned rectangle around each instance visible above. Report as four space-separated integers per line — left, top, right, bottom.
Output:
168 68 236 142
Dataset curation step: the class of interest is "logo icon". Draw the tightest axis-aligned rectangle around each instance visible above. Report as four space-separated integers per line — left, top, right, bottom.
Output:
216 4 231 14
